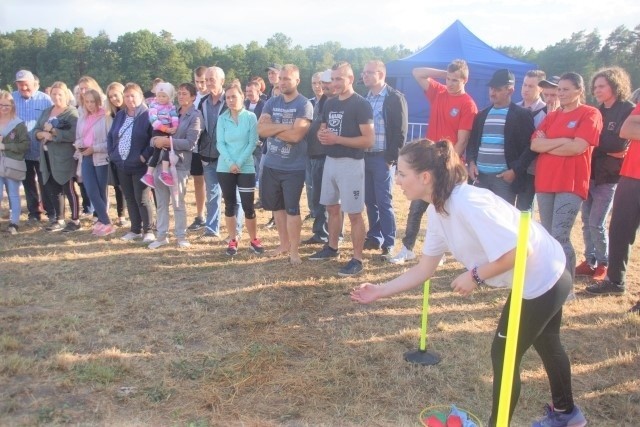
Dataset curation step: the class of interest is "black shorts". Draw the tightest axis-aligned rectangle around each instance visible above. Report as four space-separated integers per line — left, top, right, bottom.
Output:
190 152 203 176
259 166 305 215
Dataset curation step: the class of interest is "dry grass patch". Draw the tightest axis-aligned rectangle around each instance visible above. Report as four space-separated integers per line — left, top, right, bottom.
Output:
0 186 638 426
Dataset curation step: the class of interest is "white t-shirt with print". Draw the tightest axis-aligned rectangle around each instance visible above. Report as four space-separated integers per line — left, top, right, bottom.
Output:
422 184 566 299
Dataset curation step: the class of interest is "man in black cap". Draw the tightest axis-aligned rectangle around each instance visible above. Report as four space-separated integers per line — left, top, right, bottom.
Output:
466 69 536 205
539 76 560 113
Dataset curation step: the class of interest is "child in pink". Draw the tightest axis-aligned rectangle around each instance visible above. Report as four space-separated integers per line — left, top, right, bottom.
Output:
140 82 179 187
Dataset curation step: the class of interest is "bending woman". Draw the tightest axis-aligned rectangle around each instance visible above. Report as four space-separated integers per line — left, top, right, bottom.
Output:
351 139 586 427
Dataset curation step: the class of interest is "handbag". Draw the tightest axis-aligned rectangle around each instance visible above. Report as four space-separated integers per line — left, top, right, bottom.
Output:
0 152 27 181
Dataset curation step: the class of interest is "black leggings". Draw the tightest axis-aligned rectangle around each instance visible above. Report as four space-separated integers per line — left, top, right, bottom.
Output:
488 269 574 426
218 172 256 219
44 178 79 222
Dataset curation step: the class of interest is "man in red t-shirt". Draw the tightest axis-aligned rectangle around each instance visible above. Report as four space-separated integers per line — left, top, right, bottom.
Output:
587 103 640 314
388 60 478 264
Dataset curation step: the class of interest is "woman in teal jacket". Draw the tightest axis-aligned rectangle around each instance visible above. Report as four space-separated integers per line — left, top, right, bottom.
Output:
216 84 263 256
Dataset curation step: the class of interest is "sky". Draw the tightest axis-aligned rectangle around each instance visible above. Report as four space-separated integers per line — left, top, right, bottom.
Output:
1 0 638 52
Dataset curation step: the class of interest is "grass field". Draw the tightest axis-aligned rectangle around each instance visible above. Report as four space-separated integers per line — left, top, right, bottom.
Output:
1 185 639 426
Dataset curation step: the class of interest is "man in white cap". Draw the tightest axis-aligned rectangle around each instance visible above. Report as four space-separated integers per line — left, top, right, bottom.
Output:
12 70 53 223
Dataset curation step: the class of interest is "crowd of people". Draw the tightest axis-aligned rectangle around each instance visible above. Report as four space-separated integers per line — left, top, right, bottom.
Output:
1 59 639 426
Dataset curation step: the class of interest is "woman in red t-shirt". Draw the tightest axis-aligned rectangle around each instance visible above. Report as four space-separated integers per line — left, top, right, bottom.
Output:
532 72 603 292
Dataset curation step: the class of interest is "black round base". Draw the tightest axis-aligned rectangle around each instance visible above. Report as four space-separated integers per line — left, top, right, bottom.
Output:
404 349 441 365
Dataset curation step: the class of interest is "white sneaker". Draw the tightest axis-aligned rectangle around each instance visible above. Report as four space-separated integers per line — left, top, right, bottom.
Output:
438 255 446 267
388 245 416 264
177 239 191 248
142 232 156 243
148 238 169 249
121 232 142 241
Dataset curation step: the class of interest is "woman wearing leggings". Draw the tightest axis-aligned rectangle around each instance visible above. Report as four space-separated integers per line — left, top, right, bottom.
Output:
352 139 586 427
216 84 264 256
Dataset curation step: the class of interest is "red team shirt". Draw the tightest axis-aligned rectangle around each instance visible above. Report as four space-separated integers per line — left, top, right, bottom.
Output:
424 79 477 145
534 105 603 199
620 103 640 179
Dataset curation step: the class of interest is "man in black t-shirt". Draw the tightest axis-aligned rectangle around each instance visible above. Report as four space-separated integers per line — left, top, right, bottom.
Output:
309 62 374 277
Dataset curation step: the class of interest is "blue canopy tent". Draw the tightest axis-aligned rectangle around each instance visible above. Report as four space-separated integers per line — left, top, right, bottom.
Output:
386 20 537 136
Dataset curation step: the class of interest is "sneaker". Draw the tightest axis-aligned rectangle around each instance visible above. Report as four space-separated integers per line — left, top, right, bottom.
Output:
302 235 327 245
338 258 364 276
177 239 191 248
224 233 242 244
531 404 587 427
62 221 81 233
226 239 238 256
142 232 156 243
121 231 143 241
114 217 130 228
27 217 42 225
96 224 116 237
575 260 596 276
202 228 220 238
92 222 104 236
630 301 640 315
388 245 416 264
585 279 625 296
45 221 65 232
254 199 262 209
159 171 174 186
265 217 276 229
309 244 339 260
6 223 18 235
140 173 155 189
148 238 169 249
381 246 392 258
363 238 381 250
188 217 205 231
250 238 264 254
592 265 607 281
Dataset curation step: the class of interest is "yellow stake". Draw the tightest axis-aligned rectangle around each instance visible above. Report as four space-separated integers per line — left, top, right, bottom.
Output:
419 279 430 351
496 211 531 426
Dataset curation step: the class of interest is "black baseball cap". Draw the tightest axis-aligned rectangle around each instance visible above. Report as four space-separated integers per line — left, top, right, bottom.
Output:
488 69 515 88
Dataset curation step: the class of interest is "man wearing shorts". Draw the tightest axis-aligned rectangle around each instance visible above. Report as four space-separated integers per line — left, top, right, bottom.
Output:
258 64 313 264
309 62 374 276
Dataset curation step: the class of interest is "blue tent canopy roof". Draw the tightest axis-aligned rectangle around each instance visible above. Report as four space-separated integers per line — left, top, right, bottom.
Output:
386 20 537 124
401 20 532 68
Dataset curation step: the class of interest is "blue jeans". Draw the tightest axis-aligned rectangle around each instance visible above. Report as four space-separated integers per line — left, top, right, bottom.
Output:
537 192 582 281
309 157 328 240
81 158 110 225
305 158 315 215
364 153 396 248
0 176 22 224
202 160 243 235
476 172 516 205
581 180 616 266
402 199 428 251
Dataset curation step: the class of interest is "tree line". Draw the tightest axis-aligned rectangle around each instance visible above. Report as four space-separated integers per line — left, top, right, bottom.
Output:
497 24 640 93
1 25 638 99
0 28 410 98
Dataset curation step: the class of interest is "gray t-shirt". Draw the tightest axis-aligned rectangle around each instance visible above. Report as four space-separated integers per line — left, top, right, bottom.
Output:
322 93 373 159
263 94 313 171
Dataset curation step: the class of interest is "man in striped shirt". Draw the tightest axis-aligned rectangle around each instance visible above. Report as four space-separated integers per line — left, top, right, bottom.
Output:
12 70 53 223
466 69 536 205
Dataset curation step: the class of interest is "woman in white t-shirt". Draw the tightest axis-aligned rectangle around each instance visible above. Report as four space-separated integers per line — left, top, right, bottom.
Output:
351 139 586 427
